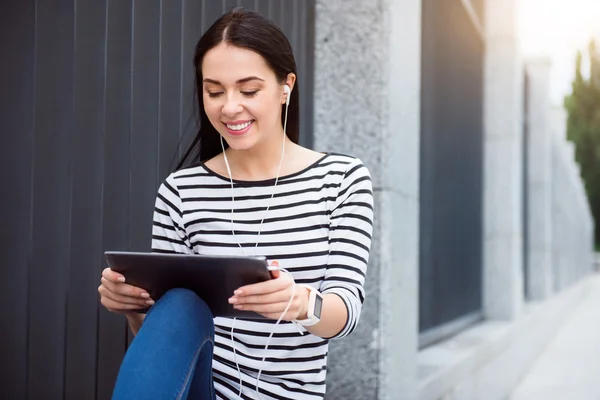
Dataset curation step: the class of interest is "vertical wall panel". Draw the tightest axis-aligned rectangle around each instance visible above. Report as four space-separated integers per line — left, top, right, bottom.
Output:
281 1 296 52
27 1 75 398
256 0 270 18
419 0 438 332
0 1 35 398
295 0 306 141
225 0 239 12
179 0 205 161
299 0 315 148
269 0 282 26
97 1 132 398
239 0 256 10
419 0 484 338
157 0 183 180
129 0 161 252
64 1 107 399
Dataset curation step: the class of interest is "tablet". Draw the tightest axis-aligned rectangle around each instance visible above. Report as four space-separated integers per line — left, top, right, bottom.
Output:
104 251 272 319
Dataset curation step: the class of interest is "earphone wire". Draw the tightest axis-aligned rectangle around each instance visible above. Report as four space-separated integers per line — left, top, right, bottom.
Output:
220 89 294 399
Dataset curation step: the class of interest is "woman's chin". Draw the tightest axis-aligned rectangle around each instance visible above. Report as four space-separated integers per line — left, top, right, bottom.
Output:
223 135 257 152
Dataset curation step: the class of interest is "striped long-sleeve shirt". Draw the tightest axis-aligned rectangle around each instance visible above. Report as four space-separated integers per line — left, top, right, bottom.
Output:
151 153 374 399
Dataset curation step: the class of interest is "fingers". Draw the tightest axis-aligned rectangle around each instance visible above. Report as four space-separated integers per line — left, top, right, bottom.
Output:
98 282 153 307
231 262 303 321
269 269 280 279
98 268 153 314
268 260 280 279
102 267 125 283
235 272 291 296
230 284 304 321
101 277 149 299
230 289 293 306
100 295 149 312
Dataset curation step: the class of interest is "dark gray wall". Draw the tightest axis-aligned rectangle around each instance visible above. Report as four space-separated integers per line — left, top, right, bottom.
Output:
0 1 314 399
419 0 485 338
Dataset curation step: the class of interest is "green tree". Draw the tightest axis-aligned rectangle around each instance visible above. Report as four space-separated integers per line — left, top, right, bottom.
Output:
564 39 600 245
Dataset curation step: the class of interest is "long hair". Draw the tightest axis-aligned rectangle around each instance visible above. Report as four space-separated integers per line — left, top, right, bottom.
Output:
176 7 300 170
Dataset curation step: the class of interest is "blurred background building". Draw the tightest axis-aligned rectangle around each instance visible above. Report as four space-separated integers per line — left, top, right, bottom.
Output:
1 1 598 399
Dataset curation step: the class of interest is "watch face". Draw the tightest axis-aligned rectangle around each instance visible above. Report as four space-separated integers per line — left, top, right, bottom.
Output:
314 293 323 319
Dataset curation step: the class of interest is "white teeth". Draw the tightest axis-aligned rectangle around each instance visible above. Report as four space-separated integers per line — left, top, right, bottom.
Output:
226 121 252 131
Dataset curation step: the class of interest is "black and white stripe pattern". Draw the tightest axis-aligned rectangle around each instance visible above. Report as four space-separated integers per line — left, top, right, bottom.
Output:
151 153 374 399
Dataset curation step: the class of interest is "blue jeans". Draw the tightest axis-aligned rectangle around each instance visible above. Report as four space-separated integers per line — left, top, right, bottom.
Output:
112 288 216 400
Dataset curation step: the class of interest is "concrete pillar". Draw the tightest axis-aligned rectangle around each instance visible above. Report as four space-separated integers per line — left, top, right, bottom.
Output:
524 58 554 300
483 0 525 319
313 0 421 399
551 130 567 291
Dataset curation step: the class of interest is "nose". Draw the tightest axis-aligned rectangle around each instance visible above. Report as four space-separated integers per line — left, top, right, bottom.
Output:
221 94 243 117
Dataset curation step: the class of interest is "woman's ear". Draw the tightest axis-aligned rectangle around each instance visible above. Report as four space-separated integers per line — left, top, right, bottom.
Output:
282 73 297 104
285 73 296 93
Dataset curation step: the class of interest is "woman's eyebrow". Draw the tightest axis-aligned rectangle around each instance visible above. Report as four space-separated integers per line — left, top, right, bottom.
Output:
202 76 265 85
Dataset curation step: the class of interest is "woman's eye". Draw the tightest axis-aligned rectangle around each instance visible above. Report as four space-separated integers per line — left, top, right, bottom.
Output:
207 92 223 98
241 90 258 98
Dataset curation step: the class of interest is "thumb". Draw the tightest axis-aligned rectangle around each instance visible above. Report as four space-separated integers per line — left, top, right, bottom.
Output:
270 269 281 279
269 260 280 279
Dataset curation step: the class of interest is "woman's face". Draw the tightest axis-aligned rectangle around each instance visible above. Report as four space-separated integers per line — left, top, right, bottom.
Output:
201 42 288 152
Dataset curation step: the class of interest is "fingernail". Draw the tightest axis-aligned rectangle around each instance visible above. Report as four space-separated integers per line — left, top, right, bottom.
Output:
140 293 150 298
228 297 237 304
234 290 243 296
117 277 125 282
146 300 155 305
234 305 243 309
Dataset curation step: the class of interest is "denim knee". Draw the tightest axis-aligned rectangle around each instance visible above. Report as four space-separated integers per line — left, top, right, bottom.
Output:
149 288 214 332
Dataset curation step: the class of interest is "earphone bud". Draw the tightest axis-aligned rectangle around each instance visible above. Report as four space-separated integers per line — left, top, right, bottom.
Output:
284 84 291 106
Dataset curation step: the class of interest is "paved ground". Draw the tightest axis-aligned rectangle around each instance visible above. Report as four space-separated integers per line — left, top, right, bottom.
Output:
510 273 600 400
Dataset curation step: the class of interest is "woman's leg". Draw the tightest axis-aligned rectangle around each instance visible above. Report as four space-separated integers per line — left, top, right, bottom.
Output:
112 288 215 400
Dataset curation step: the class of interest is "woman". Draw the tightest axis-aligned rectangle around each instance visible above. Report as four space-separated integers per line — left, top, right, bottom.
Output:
98 8 373 400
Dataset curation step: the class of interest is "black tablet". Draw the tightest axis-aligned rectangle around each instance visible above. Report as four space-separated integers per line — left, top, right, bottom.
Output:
104 251 272 319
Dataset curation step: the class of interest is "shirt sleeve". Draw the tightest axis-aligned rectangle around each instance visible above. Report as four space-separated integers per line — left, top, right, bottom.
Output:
320 158 374 339
151 174 193 254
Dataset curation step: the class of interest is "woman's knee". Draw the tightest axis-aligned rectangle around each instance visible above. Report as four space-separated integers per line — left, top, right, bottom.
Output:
149 288 214 331
160 288 203 306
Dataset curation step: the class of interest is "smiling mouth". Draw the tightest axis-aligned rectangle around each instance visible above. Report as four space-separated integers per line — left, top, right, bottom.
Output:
224 120 254 131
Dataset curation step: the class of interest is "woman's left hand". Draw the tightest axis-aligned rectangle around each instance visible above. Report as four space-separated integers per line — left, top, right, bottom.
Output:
228 267 309 321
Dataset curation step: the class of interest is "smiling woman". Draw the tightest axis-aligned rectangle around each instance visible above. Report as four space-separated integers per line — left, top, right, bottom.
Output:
96 6 374 400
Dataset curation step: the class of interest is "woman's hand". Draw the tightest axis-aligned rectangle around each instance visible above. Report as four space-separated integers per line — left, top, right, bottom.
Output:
98 267 155 314
228 268 309 321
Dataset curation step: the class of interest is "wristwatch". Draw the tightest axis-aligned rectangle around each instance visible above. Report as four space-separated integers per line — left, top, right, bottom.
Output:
294 285 324 326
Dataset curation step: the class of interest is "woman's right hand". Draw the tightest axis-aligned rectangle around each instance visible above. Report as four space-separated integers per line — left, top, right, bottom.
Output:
98 267 155 314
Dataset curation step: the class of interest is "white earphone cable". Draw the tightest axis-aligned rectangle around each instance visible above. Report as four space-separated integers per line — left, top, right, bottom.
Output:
219 87 293 399
230 267 298 400
255 266 297 400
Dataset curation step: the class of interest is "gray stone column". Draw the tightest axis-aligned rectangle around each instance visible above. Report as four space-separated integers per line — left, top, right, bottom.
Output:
313 0 421 399
524 58 554 300
483 0 525 319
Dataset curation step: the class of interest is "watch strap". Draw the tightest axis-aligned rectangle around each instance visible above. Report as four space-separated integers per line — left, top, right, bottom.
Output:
293 285 322 326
